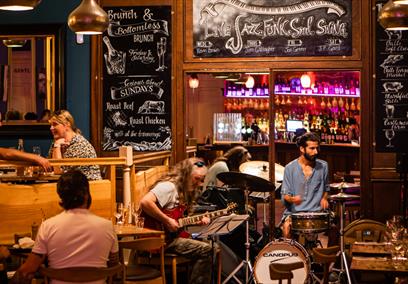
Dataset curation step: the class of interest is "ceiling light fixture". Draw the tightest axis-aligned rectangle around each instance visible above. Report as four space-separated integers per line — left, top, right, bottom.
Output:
394 0 408 4
300 74 312 88
68 0 109 35
2 39 27 48
225 74 240 81
0 0 41 11
378 0 408 30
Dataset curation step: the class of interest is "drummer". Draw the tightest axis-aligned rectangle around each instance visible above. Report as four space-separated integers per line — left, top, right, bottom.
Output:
203 146 251 189
280 132 330 238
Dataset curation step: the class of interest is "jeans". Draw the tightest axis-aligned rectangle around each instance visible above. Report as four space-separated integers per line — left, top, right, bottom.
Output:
166 238 213 284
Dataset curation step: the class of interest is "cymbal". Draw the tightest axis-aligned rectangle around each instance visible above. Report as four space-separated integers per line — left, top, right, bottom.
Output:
239 161 285 182
330 182 360 189
217 171 275 192
329 192 360 201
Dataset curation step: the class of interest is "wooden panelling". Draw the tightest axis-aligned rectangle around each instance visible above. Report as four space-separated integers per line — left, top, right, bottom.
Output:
0 180 112 244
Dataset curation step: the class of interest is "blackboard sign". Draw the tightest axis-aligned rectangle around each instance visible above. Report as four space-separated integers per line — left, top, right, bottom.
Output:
193 0 352 57
375 1 408 152
102 6 171 151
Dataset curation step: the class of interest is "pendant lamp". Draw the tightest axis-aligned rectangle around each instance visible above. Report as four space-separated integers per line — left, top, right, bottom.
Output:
68 0 109 35
0 0 41 11
378 0 408 30
2 39 27 47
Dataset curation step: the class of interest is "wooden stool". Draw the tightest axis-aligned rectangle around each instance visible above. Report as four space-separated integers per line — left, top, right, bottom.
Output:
269 261 304 284
312 245 340 284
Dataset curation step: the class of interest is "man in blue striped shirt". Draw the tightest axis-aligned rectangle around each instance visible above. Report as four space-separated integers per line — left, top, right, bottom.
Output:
280 132 330 238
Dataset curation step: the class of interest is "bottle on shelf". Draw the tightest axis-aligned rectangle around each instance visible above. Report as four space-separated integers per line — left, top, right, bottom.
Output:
17 139 24 152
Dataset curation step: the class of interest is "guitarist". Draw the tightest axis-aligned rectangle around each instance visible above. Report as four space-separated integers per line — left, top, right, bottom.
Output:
140 157 213 284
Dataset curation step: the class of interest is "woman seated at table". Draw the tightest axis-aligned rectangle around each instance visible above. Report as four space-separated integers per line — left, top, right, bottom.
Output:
48 110 101 180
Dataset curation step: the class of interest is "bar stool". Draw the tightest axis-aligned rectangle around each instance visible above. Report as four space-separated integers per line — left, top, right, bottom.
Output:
311 245 340 284
269 261 304 284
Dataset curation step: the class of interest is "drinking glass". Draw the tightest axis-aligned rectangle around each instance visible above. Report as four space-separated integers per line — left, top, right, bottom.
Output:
114 203 124 225
131 202 140 225
32 146 41 156
136 217 145 229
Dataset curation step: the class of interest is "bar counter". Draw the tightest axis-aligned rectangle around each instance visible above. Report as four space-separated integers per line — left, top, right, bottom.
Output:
197 141 360 182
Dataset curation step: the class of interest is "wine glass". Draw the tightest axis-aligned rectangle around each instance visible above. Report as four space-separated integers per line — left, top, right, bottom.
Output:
131 202 140 225
385 129 395 147
114 203 124 225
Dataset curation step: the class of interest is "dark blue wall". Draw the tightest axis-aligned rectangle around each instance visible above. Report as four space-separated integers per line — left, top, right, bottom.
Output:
0 0 92 154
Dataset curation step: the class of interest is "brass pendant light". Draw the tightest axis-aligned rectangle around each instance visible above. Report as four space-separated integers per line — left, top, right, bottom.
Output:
2 39 27 47
0 0 41 11
68 0 109 35
378 0 408 30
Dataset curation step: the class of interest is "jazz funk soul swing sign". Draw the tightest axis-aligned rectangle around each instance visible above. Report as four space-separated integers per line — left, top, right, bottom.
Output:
102 7 172 151
193 0 352 57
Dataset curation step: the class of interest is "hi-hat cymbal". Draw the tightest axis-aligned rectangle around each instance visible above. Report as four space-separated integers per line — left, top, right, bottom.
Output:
217 171 275 192
329 192 360 201
330 182 360 189
239 161 285 182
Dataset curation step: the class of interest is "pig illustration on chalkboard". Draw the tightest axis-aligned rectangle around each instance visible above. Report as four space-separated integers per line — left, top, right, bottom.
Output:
385 30 402 40
383 82 403 93
138 100 165 114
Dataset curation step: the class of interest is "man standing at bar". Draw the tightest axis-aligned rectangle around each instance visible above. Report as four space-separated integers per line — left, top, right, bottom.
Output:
141 157 213 284
280 132 330 238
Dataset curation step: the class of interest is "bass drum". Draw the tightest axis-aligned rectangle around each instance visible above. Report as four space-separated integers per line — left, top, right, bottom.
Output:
253 239 310 284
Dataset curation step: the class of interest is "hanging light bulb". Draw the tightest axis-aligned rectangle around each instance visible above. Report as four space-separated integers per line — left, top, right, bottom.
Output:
189 74 199 89
68 0 109 35
300 73 311 88
0 0 41 11
378 0 408 30
245 75 255 88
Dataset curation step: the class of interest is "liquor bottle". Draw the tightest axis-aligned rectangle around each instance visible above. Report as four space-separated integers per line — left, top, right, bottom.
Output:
355 80 360 96
350 80 356 95
320 98 326 109
17 139 24 152
338 97 344 108
350 98 356 111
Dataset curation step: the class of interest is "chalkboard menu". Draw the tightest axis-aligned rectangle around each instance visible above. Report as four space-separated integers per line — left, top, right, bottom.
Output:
193 0 352 57
375 1 408 152
102 6 171 151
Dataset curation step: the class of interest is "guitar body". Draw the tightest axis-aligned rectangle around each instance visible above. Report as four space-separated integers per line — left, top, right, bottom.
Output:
142 205 190 241
142 203 237 242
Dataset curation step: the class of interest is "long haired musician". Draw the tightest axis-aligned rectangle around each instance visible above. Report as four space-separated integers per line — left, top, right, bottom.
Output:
140 157 213 284
280 132 330 239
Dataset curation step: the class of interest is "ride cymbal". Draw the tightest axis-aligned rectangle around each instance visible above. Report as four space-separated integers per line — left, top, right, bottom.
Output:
239 160 285 182
217 171 275 192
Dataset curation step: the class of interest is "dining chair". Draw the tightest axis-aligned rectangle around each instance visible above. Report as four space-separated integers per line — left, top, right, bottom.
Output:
39 263 123 284
119 236 166 284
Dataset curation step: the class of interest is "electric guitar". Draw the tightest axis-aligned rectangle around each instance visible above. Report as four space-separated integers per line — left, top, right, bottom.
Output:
142 203 237 241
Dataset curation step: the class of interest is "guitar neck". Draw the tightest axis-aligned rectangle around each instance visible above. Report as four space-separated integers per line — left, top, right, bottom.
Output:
178 208 230 227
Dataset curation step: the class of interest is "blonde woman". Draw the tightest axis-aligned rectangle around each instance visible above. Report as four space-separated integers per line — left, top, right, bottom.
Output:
48 110 101 180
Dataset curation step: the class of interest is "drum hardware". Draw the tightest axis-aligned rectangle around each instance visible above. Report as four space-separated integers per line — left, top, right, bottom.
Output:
217 172 275 284
328 190 359 284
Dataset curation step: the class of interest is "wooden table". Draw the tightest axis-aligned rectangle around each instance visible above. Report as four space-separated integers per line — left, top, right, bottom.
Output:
114 225 164 238
351 242 408 277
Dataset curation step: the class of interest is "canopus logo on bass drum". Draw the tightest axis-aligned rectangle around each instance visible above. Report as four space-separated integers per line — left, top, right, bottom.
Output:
263 252 299 257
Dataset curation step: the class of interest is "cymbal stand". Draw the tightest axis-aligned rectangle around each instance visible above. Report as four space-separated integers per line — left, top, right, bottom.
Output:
222 186 253 284
335 189 352 284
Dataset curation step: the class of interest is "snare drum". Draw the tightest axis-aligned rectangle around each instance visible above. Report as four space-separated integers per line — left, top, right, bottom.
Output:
291 212 330 234
254 239 310 284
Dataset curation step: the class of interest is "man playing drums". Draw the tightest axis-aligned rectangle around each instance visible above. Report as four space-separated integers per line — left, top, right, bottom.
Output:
280 132 330 239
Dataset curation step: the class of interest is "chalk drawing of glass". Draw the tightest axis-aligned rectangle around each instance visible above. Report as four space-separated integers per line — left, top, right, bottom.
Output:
385 129 395 147
103 36 126 75
156 37 167 71
385 104 395 118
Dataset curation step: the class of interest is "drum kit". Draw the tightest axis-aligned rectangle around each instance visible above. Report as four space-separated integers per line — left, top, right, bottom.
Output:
213 160 359 284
